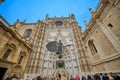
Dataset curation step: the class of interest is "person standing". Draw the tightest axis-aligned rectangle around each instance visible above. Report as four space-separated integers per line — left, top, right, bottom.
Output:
103 73 109 80
87 75 92 80
70 75 74 80
37 76 42 80
75 75 80 80
82 76 86 80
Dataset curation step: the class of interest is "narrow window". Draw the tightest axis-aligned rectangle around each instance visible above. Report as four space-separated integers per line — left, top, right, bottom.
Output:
24 29 32 38
92 43 98 53
18 55 24 65
3 49 12 59
88 40 98 55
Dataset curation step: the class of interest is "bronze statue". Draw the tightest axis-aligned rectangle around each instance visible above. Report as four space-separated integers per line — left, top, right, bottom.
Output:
56 40 63 58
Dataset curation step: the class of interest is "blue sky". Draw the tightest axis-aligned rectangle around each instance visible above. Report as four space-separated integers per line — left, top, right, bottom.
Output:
0 0 99 31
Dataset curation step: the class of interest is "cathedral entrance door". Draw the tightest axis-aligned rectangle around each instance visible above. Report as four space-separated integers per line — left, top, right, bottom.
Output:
0 67 7 80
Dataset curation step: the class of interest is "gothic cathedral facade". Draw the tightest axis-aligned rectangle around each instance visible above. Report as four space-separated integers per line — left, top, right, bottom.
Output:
0 0 120 79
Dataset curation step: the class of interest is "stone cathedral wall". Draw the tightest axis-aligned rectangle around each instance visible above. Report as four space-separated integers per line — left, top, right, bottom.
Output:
0 0 120 79
83 0 120 74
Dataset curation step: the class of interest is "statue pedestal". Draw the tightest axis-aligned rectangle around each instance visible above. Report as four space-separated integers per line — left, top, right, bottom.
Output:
53 68 69 80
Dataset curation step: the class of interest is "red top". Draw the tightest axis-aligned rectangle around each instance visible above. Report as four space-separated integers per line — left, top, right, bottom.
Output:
75 75 80 80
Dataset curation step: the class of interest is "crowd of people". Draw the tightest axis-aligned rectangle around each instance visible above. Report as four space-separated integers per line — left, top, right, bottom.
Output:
81 73 120 80
29 73 80 80
29 74 80 80
5 72 120 80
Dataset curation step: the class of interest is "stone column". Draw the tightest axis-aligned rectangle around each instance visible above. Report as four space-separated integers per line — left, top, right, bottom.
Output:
96 18 120 52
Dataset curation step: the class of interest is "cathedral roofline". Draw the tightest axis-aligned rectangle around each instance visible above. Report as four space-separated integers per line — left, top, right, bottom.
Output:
0 15 10 27
47 17 70 19
83 0 109 38
12 19 44 26
45 13 76 20
20 22 37 25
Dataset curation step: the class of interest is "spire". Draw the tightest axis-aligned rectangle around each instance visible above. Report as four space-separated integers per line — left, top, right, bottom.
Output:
84 20 89 29
70 13 75 19
23 19 26 23
89 8 95 15
36 19 40 25
16 19 19 22
13 19 19 27
46 14 49 20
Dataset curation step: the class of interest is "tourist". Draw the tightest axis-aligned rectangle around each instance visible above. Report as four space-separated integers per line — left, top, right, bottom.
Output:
91 75 94 80
75 75 80 80
100 73 103 80
87 75 92 80
94 74 100 80
37 76 42 80
82 76 87 80
110 73 120 80
103 73 109 80
70 75 74 80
